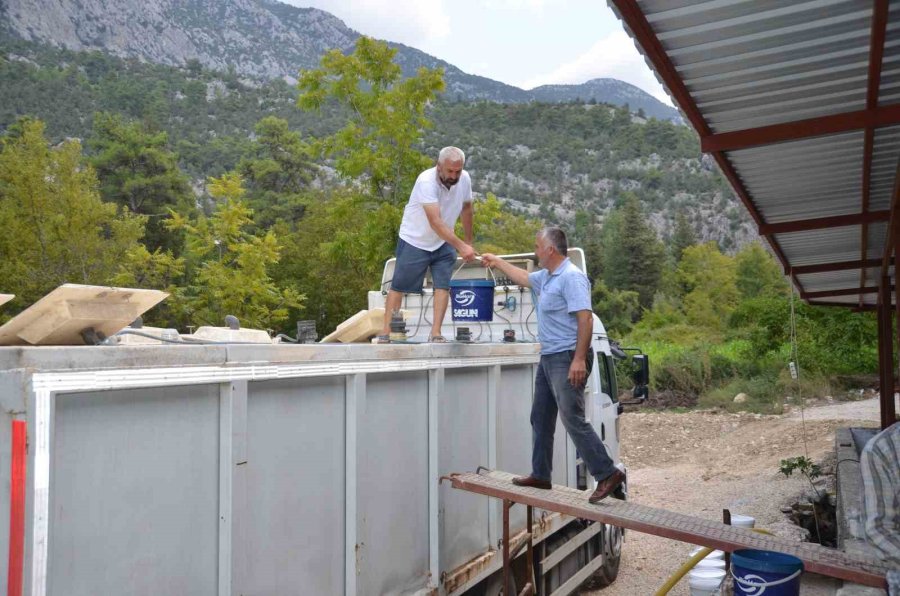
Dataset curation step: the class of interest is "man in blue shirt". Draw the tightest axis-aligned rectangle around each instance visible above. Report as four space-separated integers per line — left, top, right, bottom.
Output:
482 227 624 503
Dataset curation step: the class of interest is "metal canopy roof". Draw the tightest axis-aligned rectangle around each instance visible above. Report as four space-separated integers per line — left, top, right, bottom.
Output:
609 0 900 308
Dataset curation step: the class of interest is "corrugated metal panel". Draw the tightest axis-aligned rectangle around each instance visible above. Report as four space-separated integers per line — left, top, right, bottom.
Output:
641 0 872 134
868 221 888 259
797 269 867 292
809 295 872 305
728 132 863 222
775 226 862 266
877 3 900 105
869 125 900 211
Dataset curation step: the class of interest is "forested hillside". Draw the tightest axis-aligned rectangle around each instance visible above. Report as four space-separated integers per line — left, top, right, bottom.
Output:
0 35 752 249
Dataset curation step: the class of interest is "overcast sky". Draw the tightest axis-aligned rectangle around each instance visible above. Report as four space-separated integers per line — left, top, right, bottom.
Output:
283 0 673 105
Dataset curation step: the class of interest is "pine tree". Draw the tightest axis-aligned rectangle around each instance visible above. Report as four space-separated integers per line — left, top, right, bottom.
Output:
88 112 193 252
670 210 697 262
601 193 664 309
238 116 315 228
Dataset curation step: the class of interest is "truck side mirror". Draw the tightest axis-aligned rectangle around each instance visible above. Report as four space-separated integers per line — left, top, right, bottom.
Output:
631 354 649 401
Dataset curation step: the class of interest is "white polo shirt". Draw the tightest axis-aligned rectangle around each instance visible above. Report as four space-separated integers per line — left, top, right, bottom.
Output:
398 167 473 251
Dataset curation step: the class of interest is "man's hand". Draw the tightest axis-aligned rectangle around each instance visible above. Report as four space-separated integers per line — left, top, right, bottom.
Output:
480 253 499 268
568 357 587 388
458 243 476 263
480 253 531 287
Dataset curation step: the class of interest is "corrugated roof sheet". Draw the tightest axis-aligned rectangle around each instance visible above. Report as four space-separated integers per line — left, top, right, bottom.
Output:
613 0 899 306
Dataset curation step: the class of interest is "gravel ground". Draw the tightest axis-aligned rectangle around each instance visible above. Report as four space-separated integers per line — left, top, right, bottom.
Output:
580 397 884 596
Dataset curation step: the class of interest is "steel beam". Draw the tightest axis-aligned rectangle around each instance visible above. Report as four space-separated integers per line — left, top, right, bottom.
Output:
802 286 882 300
759 211 889 236
861 0 889 306
791 259 884 275
878 280 895 430
701 103 900 153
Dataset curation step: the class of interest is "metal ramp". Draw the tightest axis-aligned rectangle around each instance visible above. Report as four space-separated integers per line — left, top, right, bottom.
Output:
447 470 889 589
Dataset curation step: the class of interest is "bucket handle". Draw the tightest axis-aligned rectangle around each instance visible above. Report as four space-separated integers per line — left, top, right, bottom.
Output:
452 256 498 284
731 567 802 590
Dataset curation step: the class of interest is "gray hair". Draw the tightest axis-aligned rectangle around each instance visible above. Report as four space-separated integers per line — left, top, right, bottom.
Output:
438 146 466 165
539 226 568 256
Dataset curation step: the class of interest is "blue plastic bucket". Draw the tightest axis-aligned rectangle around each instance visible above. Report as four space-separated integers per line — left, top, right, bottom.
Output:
732 549 803 596
449 280 494 322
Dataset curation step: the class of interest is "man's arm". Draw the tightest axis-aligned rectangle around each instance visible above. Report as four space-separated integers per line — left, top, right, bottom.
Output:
569 310 593 387
461 201 474 245
422 203 475 261
480 254 530 287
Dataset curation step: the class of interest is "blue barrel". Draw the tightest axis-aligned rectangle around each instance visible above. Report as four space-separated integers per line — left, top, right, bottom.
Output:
449 280 494 322
732 549 803 596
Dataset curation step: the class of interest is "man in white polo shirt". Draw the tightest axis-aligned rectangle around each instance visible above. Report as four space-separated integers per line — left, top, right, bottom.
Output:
379 147 476 342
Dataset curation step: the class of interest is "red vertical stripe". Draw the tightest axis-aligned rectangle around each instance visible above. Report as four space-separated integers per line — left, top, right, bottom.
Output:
7 420 25 596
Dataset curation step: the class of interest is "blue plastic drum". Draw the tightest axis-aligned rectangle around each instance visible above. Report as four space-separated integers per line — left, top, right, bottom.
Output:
449 280 494 322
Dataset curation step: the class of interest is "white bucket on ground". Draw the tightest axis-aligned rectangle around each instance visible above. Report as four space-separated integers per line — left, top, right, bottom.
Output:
694 558 726 570
691 547 725 560
731 514 756 528
689 568 726 596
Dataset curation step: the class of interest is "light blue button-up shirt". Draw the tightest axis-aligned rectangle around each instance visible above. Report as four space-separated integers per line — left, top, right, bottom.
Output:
528 258 593 355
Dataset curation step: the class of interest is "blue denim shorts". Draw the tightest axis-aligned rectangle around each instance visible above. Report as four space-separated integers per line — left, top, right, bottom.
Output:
391 239 457 293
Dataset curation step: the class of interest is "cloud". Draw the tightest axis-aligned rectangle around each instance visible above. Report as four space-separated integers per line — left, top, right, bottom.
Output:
291 0 451 46
483 0 550 10
518 29 673 106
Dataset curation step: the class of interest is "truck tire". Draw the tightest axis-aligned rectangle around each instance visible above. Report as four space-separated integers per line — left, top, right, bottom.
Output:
590 522 623 587
476 568 518 596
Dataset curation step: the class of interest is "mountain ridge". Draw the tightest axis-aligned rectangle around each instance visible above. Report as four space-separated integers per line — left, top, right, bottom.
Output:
0 0 680 121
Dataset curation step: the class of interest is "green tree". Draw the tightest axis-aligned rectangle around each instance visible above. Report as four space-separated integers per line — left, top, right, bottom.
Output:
0 118 145 315
670 210 697 262
237 116 314 227
592 280 639 337
677 242 738 330
275 190 401 333
297 37 445 203
468 193 541 254
735 241 787 299
166 172 303 330
601 193 664 309
88 112 193 252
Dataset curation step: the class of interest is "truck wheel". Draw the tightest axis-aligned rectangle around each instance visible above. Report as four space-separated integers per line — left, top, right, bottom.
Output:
590 522 623 587
477 570 518 596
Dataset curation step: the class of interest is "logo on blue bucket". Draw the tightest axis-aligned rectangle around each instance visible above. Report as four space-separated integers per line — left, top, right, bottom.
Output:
732 549 803 596
449 280 494 322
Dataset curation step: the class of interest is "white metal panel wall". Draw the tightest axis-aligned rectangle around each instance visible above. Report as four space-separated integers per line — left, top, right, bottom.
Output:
439 368 491 573
49 385 221 596
244 377 346 595
357 371 430 595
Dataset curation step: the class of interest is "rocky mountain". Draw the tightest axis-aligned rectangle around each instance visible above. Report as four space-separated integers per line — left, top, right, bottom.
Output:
0 0 680 120
531 79 678 122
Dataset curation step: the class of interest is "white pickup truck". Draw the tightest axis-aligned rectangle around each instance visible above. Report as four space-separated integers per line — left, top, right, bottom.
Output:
0 248 647 596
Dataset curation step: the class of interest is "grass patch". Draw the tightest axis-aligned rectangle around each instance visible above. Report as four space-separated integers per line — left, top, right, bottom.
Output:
699 376 783 414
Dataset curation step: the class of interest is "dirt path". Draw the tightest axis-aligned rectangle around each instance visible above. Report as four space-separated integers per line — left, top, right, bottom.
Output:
581 397 884 595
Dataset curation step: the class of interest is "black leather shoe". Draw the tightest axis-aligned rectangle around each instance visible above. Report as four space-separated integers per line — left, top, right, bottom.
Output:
512 475 551 489
589 469 625 504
